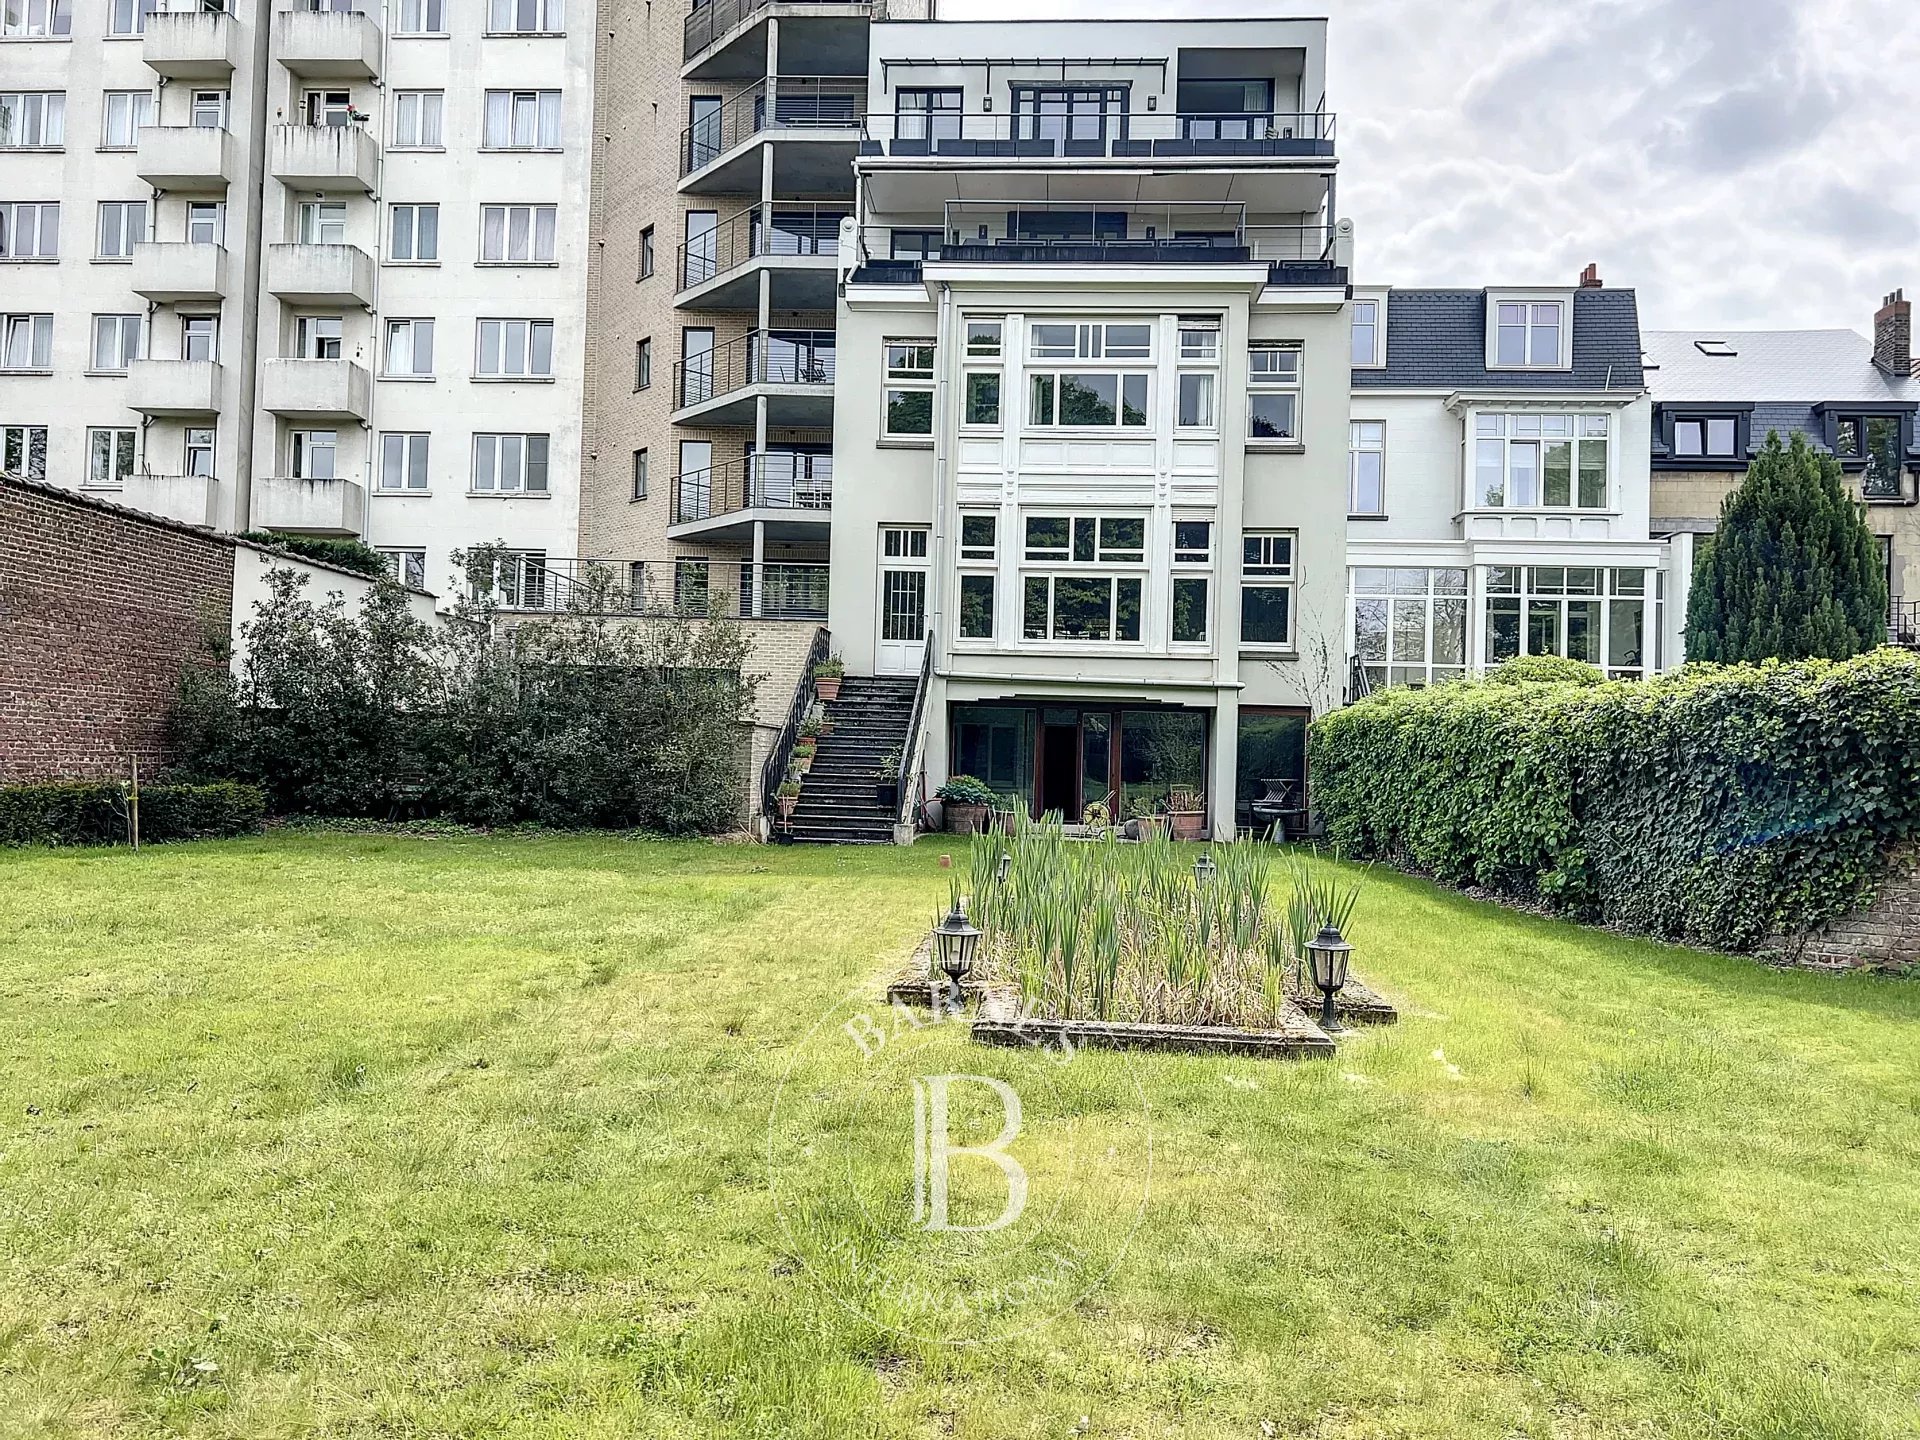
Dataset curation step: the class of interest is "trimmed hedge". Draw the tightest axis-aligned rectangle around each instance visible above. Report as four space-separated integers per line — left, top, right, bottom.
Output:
0 780 265 847
237 532 390 580
1311 649 1920 952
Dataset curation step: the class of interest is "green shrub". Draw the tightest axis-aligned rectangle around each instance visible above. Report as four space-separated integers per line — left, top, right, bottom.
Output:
238 532 390 580
0 780 265 847
1310 650 1920 952
936 775 999 807
1484 654 1605 687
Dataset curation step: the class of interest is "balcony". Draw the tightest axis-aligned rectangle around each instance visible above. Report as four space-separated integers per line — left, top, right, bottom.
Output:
260 358 372 422
251 475 366 537
503 557 829 621
143 10 241 79
126 359 223 417
271 124 379 193
680 77 865 194
275 7 382 78
672 329 835 428
266 243 374 308
669 454 832 543
118 472 216 528
676 204 846 310
683 0 878 75
135 125 236 190
131 242 229 303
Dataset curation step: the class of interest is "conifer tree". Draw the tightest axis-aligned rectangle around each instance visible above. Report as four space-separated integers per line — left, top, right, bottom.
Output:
1685 430 1888 662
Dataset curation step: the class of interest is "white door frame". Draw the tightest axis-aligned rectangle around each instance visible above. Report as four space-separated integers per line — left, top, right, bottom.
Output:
876 526 930 675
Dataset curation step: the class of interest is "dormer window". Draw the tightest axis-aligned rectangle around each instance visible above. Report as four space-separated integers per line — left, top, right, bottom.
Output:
1673 416 1738 459
1494 301 1563 367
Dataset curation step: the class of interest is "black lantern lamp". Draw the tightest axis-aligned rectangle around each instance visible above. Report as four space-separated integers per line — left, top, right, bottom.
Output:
1307 924 1353 1032
997 851 1013 885
1193 852 1217 886
932 897 983 1003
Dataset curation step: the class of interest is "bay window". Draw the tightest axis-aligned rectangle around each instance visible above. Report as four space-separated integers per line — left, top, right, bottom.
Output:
1472 413 1609 509
1350 567 1468 691
1484 566 1653 680
1021 514 1145 644
1027 321 1150 430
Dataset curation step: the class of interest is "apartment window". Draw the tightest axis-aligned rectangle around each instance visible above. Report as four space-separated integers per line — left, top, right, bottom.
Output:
1485 565 1653 681
1020 516 1146 644
391 91 444 150
1 92 64 148
303 90 352 128
2 425 48 479
634 337 651 390
890 229 942 261
185 426 214 477
186 202 223 246
483 90 562 150
472 433 550 492
190 90 226 130
379 432 430 490
1350 567 1470 691
896 88 962 143
0 202 59 259
1473 413 1609 509
884 338 935 437
384 318 434 377
91 314 142 372
488 0 564 32
1672 415 1739 459
300 201 347 246
290 429 338 479
1031 321 1151 361
958 573 995 640
181 314 216 362
957 513 996 562
638 226 655 279
1247 344 1301 440
96 200 146 259
631 447 647 500
389 203 439 262
1029 372 1148 430
956 514 996 641
2 0 71 37
476 319 554 378
381 548 427 588
1351 299 1381 367
1 314 53 371
88 427 138 487
1170 520 1213 646
296 315 343 360
1023 515 1144 565
107 0 156 35
100 91 150 149
395 0 445 34
481 204 557 263
1241 532 1297 648
962 371 1001 428
1494 300 1564 368
1833 414 1906 500
1349 421 1385 516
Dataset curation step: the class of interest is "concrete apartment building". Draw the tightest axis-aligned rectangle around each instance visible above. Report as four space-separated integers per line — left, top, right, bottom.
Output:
1 0 594 598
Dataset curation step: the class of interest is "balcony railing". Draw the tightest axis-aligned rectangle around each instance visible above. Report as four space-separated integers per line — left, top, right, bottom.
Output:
860 109 1335 161
672 453 833 524
673 329 836 410
678 203 847 290
501 557 829 621
681 77 867 177
684 0 879 62
1891 599 1920 649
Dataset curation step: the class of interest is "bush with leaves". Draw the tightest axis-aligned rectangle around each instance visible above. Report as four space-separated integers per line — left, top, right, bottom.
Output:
1483 654 1605 687
237 532 391 580
1311 649 1920 952
0 780 263 847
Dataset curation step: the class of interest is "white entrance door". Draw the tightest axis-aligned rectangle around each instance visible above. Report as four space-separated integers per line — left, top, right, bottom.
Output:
876 526 930 675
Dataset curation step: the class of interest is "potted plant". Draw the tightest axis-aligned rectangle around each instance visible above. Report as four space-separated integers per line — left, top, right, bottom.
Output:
1123 793 1166 841
1165 785 1206 842
936 775 997 835
793 736 817 774
874 747 902 811
993 793 1022 834
774 778 801 822
798 715 824 744
812 654 845 703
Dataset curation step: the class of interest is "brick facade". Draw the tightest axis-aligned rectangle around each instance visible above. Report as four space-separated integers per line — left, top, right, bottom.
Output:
1772 846 1920 974
0 475 234 783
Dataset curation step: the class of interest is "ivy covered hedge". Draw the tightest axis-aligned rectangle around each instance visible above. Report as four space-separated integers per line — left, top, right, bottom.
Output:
1311 650 1920 952
0 780 265 847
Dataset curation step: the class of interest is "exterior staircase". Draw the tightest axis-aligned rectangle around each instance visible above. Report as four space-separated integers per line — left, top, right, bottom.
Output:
783 676 919 844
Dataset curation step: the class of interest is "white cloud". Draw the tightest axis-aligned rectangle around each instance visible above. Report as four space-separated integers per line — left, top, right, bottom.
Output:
932 0 1920 332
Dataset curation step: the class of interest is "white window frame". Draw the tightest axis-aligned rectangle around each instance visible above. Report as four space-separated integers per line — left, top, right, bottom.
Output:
299 201 347 246
1240 531 1298 651
383 317 434 378
883 336 935 439
480 204 558 264
487 0 564 34
0 202 59 259
390 90 444 150
1169 517 1214 647
290 429 339 480
471 432 551 493
101 91 151 149
1349 420 1386 517
96 200 146 259
1018 514 1149 647
1247 343 1302 442
180 313 217 363
189 89 226 130
2 0 72 38
380 548 428 588
475 318 555 379
1351 293 1387 369
3 424 49 479
185 202 223 246
1 91 65 148
955 511 997 644
106 0 153 36
185 426 215 478
960 322 1001 431
87 427 138 488
1470 412 1611 512
394 0 446 36
1488 295 1571 370
1 313 54 371
388 203 439 263
1483 565 1654 680
295 314 343 360
482 90 562 150
1349 566 1472 691
378 432 431 491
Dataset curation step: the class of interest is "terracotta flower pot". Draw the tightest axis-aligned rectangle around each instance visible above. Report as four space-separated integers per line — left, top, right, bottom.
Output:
945 803 989 835
1168 809 1206 842
776 794 798 820
814 675 842 702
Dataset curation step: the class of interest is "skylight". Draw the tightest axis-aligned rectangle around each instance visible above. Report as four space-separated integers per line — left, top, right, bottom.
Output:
1694 340 1738 357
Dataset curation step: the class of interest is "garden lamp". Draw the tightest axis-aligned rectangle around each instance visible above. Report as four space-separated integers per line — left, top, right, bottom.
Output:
1193 853 1218 886
1307 924 1353 1033
997 851 1013 885
932 897 983 1003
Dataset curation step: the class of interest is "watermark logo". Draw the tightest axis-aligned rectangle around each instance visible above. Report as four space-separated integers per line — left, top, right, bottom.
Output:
768 985 1151 1345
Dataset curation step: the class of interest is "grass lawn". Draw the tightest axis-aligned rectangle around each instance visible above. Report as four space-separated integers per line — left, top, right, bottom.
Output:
2 832 1919 1438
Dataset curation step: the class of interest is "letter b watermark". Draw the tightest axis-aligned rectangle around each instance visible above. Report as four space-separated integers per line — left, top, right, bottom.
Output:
910 1075 1027 1233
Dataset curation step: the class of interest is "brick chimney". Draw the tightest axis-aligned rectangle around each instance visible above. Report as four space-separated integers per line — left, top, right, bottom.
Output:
1578 263 1603 289
1874 289 1914 376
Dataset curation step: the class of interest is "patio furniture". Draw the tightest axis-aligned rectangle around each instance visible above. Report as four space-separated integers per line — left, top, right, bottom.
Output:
1249 778 1306 842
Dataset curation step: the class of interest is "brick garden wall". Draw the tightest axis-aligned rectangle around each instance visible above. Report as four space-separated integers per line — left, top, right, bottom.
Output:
0 476 234 783
1777 846 1920 975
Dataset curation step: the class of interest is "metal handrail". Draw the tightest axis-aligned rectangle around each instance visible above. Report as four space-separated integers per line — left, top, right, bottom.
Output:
860 108 1334 158
1346 658 1374 705
672 453 834 525
677 202 849 291
684 0 880 63
852 217 1336 271
762 624 831 825
1890 598 1920 648
672 328 837 410
895 632 934 832
500 557 827 620
681 76 867 178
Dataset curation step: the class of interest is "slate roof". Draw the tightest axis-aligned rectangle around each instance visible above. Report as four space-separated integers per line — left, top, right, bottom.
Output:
1643 329 1920 405
1352 288 1645 392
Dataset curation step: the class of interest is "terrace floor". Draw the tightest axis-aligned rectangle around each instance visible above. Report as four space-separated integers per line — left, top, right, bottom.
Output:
2 833 1917 1437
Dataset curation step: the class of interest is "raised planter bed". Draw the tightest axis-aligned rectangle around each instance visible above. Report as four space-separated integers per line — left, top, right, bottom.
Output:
972 986 1335 1059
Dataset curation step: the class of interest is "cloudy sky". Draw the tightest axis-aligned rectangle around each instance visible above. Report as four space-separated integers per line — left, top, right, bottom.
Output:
939 0 1920 336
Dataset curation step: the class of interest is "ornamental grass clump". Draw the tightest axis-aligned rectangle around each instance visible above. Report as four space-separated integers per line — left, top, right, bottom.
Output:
965 822 1361 1027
